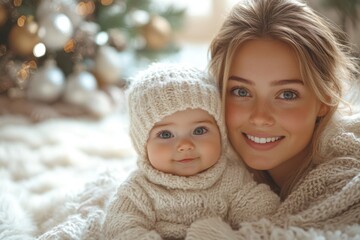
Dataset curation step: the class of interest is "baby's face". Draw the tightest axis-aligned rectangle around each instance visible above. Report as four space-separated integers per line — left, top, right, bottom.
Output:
147 108 221 176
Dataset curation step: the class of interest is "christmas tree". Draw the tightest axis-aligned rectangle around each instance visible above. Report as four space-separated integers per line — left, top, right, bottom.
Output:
0 0 185 119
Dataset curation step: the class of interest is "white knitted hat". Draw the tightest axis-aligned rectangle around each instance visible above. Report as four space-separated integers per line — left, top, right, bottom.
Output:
126 62 227 158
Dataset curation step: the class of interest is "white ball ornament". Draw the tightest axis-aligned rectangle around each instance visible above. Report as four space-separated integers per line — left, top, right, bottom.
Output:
84 90 113 117
63 68 98 107
38 13 74 51
94 45 122 84
37 0 83 28
27 59 65 102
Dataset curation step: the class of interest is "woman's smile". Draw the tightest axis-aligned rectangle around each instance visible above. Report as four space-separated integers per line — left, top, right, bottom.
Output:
242 132 284 151
244 133 283 144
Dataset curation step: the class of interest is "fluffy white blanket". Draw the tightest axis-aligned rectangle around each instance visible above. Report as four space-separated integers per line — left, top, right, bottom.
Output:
0 113 137 240
2 97 359 240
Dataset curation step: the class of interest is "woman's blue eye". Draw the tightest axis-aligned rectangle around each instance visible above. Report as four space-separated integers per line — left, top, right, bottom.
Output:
279 90 298 100
158 130 173 139
231 87 250 97
193 127 208 135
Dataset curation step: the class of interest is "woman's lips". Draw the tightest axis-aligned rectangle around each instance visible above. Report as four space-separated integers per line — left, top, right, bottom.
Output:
243 133 284 150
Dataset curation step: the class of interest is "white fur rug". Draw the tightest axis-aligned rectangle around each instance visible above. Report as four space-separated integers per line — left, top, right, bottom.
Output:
0 113 137 239
1 90 358 239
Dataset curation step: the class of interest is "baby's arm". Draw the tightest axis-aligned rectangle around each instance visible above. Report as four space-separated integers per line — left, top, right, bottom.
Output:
102 183 162 240
228 180 280 229
219 147 280 228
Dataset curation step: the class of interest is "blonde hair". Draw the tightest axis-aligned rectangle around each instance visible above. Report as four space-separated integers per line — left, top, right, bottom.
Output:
209 0 359 199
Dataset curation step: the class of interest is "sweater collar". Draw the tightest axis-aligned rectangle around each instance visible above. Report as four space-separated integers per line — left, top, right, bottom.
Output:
137 155 227 190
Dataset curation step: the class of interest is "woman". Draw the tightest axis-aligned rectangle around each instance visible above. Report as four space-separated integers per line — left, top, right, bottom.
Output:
186 0 360 238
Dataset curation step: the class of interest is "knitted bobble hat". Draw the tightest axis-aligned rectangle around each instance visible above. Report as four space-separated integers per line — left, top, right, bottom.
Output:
126 62 227 158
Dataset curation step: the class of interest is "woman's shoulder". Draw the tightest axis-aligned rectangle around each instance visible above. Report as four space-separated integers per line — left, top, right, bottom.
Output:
315 154 360 171
282 155 360 208
318 112 360 159
306 154 360 186
276 156 360 229
309 156 360 190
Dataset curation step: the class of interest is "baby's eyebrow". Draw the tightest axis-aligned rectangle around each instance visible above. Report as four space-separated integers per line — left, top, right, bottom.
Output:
194 119 217 125
153 118 216 129
152 122 173 128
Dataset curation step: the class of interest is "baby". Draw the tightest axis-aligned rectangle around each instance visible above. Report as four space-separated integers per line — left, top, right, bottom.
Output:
103 63 279 239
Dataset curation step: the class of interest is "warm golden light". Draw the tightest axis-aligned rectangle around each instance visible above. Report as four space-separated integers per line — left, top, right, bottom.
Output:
26 60 37 70
33 43 46 57
77 1 96 16
13 0 23 7
27 21 38 34
100 0 113 6
0 5 8 27
64 39 76 53
17 15 26 27
16 60 37 84
17 65 30 81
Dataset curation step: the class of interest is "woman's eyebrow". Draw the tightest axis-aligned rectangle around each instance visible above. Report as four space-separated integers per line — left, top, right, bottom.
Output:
270 79 304 86
228 76 303 86
228 76 253 85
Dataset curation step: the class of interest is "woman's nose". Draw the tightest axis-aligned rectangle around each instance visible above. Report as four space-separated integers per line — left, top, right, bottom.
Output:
177 138 195 152
249 100 274 126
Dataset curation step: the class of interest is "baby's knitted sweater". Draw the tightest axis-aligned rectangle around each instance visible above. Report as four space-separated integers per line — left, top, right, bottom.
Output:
103 149 280 240
186 113 360 239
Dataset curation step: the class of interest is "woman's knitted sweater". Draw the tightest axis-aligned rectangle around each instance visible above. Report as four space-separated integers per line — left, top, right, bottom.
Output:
102 148 280 240
186 113 360 239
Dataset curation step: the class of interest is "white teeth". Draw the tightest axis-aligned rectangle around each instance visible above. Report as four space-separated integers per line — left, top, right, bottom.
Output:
246 134 281 144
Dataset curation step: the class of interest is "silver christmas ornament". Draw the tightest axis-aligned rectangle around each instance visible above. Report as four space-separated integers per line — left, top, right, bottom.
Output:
37 0 83 28
38 13 74 51
63 68 98 107
27 59 65 102
94 45 122 84
84 90 113 117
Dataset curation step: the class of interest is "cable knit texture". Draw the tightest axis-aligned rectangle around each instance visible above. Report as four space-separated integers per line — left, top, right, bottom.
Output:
102 63 280 239
185 113 360 239
103 149 280 239
126 62 228 158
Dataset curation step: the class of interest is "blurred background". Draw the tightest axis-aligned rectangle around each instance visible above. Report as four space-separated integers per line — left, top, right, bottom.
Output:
0 3 358 238
0 0 359 120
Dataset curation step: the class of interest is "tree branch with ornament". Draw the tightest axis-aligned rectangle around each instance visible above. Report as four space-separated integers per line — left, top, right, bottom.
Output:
0 0 185 121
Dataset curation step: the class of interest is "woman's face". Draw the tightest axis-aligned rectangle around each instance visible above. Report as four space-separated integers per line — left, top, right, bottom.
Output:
225 38 327 184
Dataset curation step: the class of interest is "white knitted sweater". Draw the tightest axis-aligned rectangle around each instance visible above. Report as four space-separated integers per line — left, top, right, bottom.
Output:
103 148 280 240
186 113 360 239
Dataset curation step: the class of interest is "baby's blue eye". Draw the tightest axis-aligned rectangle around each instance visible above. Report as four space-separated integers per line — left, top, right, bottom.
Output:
231 87 250 97
193 127 207 135
158 130 173 139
